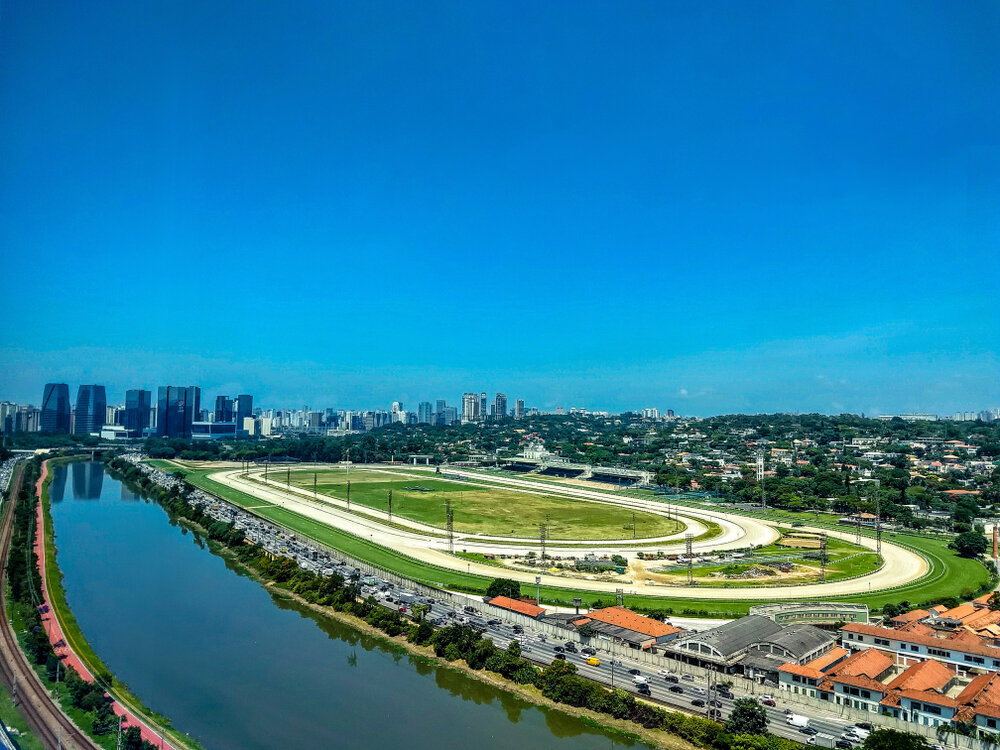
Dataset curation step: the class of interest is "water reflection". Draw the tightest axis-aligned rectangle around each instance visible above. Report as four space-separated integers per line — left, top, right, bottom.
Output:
70 461 103 499
50 464 66 503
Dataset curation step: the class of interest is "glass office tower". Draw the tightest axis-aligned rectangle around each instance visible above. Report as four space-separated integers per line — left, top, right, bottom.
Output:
40 383 71 433
124 389 152 436
156 386 201 438
73 385 107 435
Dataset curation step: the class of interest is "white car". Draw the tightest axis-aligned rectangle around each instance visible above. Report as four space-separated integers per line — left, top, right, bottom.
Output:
759 694 774 702
657 669 672 677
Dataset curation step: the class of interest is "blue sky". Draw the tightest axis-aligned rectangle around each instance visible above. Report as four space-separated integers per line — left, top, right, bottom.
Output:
1 1 997 415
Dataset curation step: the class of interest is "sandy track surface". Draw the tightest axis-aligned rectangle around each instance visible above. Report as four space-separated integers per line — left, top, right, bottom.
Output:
206 464 928 600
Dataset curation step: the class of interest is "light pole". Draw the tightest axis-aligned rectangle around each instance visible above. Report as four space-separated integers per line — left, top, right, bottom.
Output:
535 575 541 605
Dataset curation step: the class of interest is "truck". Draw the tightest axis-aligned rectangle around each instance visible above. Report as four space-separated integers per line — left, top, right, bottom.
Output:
785 714 810 728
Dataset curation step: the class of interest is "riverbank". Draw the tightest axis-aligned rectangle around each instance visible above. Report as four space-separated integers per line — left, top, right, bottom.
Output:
36 458 200 750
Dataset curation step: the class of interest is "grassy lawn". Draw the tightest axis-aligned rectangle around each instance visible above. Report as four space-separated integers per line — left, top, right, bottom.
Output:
260 466 683 541
0 685 45 750
163 460 994 617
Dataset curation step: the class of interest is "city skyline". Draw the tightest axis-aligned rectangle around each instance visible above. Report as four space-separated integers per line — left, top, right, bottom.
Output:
2 2 998 416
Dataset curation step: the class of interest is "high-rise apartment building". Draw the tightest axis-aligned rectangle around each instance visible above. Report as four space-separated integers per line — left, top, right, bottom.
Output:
515 399 525 419
479 392 487 420
235 394 253 427
493 393 507 420
124 389 152 436
73 385 107 435
40 383 71 433
417 402 433 424
462 393 478 423
156 386 201 439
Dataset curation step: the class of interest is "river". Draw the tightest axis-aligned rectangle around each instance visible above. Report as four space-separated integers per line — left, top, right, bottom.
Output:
47 461 653 750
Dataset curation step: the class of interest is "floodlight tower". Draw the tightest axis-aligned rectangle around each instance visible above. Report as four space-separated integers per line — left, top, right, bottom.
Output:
756 450 766 510
875 494 882 556
539 523 547 560
446 499 454 554
820 532 828 581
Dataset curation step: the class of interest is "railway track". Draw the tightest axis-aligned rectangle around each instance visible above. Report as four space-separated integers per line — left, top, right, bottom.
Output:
0 461 101 750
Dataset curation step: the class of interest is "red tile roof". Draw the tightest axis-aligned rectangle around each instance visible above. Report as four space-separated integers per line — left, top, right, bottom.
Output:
892 609 930 626
843 623 1000 659
489 596 545 618
585 606 684 638
885 659 954 693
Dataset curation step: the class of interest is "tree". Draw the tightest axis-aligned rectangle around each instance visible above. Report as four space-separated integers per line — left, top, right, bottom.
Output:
952 531 989 558
485 578 521 599
725 697 768 735
862 728 930 750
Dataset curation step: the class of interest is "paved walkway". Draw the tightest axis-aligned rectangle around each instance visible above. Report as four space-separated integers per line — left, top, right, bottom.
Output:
35 460 175 749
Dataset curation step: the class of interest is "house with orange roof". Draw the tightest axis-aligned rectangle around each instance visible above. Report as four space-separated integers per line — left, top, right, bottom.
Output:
841 622 1000 672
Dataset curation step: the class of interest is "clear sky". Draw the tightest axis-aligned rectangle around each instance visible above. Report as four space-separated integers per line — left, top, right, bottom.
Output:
1 1 997 416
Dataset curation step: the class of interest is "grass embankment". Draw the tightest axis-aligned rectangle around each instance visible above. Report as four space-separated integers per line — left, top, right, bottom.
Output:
159 460 993 617
39 458 202 750
0 685 45 750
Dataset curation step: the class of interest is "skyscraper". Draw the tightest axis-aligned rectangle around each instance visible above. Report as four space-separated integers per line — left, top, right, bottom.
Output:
73 385 107 435
493 393 508 421
156 386 201 439
417 401 433 424
215 396 234 423
515 399 525 419
124 389 152 436
235 394 253 427
480 392 487 420
40 383 71 433
462 393 478 423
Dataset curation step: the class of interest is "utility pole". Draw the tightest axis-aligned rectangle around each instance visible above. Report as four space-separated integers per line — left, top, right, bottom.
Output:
286 466 290 486
116 715 123 750
686 533 694 585
820 532 828 581
446 499 454 554
875 494 882 557
313 471 317 498
535 575 541 605
539 523 547 560
632 511 636 540
346 480 351 511
387 490 392 523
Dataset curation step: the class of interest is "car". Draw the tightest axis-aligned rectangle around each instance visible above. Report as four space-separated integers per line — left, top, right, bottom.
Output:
565 644 578 653
708 709 722 720
512 625 523 633
835 742 854 749
799 728 818 736
637 684 651 695
665 675 679 684
855 723 874 732
691 699 706 707
708 700 722 708
784 708 794 715
759 694 774 701
581 647 597 656
681 674 695 682
657 669 672 677
553 653 566 660
628 669 641 676
692 687 706 695
668 685 683 693
612 659 623 667
487 619 500 626
586 657 600 666
761 699 776 707
564 642 575 648
554 646 564 652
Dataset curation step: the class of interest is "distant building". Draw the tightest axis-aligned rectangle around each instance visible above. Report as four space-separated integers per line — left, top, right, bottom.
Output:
236 394 253 427
40 383 71 433
489 596 546 620
74 385 107 435
417 401 433 424
479 392 487 420
123 389 152 436
215 396 234 423
493 393 508 420
572 606 684 650
157 386 201 439
515 399 525 419
462 393 478 423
